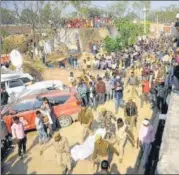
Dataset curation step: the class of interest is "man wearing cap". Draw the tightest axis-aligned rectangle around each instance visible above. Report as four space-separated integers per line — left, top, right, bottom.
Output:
124 98 138 135
78 106 94 142
98 108 116 139
92 135 119 172
138 119 155 168
40 132 72 174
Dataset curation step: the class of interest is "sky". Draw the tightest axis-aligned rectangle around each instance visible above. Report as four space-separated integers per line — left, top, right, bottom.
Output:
92 1 179 10
2 1 179 11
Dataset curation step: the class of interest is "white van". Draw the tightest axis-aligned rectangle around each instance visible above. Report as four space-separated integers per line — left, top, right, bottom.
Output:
1 72 34 102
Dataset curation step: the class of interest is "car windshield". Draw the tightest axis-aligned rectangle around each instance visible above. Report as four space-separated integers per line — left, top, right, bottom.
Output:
9 79 24 88
47 95 70 105
12 99 42 112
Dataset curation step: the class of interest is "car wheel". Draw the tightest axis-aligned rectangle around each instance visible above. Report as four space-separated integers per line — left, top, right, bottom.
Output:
58 116 72 128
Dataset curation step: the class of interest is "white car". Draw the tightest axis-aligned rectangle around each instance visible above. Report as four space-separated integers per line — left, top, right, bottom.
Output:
19 80 64 98
1 71 34 103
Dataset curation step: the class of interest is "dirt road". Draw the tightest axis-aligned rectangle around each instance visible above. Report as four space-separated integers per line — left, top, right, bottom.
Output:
2 69 154 174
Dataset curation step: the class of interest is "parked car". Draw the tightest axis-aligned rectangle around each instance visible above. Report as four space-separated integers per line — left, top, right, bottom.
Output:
1 71 34 103
1 90 82 133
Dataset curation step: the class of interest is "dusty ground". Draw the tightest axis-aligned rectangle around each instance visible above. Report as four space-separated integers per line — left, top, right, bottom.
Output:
2 68 155 174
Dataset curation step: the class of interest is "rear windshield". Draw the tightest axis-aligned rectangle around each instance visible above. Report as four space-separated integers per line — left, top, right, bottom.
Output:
47 95 70 105
12 99 42 112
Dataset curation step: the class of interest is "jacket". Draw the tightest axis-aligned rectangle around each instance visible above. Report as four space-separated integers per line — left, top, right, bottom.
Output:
124 102 137 117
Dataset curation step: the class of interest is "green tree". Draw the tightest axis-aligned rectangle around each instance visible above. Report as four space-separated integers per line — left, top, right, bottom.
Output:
132 1 151 19
104 18 144 53
103 36 118 53
107 1 130 19
1 8 17 24
20 9 38 25
69 1 91 18
40 3 52 24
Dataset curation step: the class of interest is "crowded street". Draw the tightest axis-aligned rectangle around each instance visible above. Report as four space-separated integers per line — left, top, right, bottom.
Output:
1 1 179 175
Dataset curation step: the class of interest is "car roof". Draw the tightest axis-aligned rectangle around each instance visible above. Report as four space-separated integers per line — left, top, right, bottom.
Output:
21 89 71 100
1 89 72 116
1 73 33 82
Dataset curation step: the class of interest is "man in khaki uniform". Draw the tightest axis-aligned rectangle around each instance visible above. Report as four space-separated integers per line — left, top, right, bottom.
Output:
126 71 139 98
92 135 119 172
40 132 72 174
98 108 116 139
124 98 138 133
78 106 94 142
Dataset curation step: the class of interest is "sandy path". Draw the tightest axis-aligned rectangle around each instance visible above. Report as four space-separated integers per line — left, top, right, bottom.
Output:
2 69 154 174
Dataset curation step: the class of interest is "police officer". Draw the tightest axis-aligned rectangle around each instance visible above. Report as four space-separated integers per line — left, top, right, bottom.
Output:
92 135 119 173
41 132 72 174
78 106 94 142
126 71 139 98
98 108 116 139
124 98 138 132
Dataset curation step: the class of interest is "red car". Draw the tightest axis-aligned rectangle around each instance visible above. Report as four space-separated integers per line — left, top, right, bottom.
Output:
2 90 81 133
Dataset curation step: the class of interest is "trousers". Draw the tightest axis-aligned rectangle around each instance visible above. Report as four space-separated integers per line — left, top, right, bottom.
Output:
17 137 27 156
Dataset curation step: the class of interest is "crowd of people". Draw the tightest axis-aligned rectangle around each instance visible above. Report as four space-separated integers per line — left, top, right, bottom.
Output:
8 33 179 174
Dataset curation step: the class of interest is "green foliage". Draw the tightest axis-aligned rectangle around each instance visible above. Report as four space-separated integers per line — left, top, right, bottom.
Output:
20 9 38 25
1 8 17 24
104 18 144 53
104 36 118 53
1 40 14 54
1 30 10 38
148 4 178 23
108 1 130 19
40 3 52 24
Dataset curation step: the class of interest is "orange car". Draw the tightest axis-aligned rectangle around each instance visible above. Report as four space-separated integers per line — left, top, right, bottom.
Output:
2 90 82 133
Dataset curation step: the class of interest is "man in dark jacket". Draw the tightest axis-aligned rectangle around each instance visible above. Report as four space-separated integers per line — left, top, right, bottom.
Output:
124 98 138 134
1 87 9 105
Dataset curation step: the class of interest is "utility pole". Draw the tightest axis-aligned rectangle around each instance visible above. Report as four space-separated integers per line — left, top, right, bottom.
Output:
143 6 147 35
157 12 159 34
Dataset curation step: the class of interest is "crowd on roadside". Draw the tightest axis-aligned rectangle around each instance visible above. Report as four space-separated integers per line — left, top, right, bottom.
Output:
4 33 179 174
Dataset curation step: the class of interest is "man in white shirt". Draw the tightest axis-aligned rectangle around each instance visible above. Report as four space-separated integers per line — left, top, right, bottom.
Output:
11 116 27 158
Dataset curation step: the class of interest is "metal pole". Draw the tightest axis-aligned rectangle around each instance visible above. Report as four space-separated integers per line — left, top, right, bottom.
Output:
143 7 147 35
157 13 159 34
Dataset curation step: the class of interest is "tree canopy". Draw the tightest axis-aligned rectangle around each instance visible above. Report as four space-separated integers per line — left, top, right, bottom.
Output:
104 18 144 53
1 8 17 24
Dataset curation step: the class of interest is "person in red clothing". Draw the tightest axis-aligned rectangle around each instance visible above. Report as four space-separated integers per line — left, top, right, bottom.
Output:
141 77 150 107
96 77 106 105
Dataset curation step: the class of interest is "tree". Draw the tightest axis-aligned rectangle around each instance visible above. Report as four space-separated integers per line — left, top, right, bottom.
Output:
87 7 105 18
69 1 91 18
40 3 52 25
104 36 118 53
132 1 151 19
104 18 144 53
148 4 178 23
1 8 17 24
107 1 130 19
20 9 38 25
